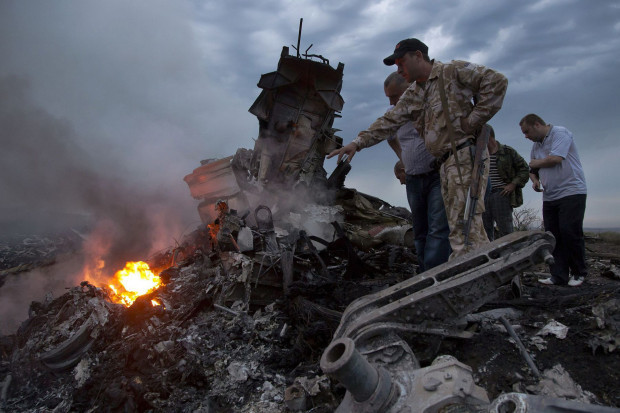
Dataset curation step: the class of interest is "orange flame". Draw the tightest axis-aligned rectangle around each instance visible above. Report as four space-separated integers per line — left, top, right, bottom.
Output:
207 222 219 237
108 261 161 307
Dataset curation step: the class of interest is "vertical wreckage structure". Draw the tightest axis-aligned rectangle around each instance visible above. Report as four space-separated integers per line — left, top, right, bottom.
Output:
184 40 344 226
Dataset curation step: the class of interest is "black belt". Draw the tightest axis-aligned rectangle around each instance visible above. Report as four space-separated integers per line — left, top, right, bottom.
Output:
430 139 475 170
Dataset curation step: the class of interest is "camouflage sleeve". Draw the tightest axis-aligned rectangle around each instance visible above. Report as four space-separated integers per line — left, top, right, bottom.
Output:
510 147 531 188
454 61 508 131
353 88 421 150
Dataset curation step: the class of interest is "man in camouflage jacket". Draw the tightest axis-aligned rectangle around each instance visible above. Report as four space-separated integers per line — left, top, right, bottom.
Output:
482 127 530 241
328 38 508 258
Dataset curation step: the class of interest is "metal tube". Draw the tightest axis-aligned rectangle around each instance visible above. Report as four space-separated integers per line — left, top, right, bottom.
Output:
296 18 303 58
214 303 240 317
499 316 541 378
320 337 379 402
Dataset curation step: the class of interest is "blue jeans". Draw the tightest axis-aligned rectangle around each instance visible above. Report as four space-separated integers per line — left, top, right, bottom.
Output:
406 171 451 272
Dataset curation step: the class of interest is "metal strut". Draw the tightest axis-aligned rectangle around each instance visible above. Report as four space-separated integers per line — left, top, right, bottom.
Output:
332 231 555 343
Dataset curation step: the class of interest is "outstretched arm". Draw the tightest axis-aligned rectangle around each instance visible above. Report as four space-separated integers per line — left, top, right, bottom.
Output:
326 86 419 163
327 142 359 163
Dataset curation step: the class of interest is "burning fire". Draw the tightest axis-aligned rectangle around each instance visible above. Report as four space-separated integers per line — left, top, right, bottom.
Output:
108 261 162 307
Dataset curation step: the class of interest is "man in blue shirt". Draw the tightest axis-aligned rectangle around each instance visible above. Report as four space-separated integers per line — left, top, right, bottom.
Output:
520 113 587 287
385 72 451 272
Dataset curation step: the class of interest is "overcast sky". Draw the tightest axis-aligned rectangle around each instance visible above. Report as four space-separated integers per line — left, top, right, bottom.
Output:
2 0 620 234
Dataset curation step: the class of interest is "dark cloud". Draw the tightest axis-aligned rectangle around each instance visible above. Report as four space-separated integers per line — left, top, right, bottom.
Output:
1 0 619 235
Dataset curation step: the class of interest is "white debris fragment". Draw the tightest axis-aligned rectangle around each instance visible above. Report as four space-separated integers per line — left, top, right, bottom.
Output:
236 227 254 252
228 361 250 382
526 364 597 403
154 340 174 353
87 296 110 325
592 298 620 329
528 335 547 350
73 358 90 388
259 380 282 402
536 319 569 339
601 265 620 280
285 204 344 249
295 375 331 397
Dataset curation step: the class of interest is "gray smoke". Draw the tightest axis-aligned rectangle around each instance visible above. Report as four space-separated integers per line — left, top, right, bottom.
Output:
0 76 194 334
0 75 188 265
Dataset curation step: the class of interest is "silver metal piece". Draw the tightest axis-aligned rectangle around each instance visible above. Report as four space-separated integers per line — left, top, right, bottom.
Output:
489 392 620 413
320 337 396 413
411 358 489 411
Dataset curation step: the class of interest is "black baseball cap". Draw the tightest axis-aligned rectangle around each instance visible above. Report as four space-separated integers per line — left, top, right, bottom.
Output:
383 38 428 66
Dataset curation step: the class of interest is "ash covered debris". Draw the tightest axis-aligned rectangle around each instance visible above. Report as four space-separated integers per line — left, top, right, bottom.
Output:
0 218 418 412
2 30 620 413
0 230 84 287
2 227 620 412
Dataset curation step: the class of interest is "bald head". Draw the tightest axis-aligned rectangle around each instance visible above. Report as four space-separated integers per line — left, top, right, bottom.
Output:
384 72 411 106
394 159 406 184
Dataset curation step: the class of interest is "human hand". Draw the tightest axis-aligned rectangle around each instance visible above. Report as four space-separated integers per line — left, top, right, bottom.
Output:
502 183 516 196
532 181 543 192
327 142 358 163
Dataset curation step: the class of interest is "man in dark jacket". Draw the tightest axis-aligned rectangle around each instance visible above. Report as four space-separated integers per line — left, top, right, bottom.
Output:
482 126 529 240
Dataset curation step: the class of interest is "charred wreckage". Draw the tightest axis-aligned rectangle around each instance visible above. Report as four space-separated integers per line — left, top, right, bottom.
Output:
2 26 620 413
